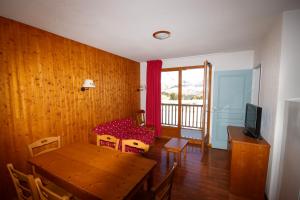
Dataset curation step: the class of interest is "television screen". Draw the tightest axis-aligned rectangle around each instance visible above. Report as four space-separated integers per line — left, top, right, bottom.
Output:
245 103 262 138
246 105 257 128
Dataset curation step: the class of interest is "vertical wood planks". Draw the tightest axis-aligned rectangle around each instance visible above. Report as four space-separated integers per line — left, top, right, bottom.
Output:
0 17 140 199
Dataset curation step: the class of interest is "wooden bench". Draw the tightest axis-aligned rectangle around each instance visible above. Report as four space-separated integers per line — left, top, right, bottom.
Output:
164 138 188 166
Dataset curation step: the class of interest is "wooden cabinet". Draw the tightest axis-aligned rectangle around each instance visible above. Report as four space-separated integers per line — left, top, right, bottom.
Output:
227 126 270 200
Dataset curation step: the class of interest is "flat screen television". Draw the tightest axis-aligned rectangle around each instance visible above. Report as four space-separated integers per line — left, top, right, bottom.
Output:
244 103 262 139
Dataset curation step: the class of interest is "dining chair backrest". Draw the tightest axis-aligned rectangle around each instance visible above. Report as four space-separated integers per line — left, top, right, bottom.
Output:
136 110 156 134
35 178 70 200
7 163 39 200
96 134 119 150
28 136 61 157
136 110 146 126
151 162 178 200
122 139 149 153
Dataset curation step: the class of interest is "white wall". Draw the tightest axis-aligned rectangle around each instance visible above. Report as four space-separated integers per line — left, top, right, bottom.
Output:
140 8 300 200
140 62 147 110
269 9 300 200
140 50 255 110
161 51 254 70
254 9 300 200
253 15 283 197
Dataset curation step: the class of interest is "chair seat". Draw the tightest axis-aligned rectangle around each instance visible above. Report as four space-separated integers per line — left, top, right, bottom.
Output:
134 163 177 200
44 181 73 198
144 125 155 132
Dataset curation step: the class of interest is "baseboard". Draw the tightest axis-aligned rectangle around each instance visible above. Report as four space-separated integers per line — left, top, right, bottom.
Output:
157 135 172 140
264 193 269 200
187 139 202 145
157 136 203 146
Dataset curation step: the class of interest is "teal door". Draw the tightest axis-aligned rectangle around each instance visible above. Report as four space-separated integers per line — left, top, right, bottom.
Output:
211 70 252 149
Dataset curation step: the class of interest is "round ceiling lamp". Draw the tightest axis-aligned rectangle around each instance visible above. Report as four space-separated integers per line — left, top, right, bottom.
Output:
153 30 171 40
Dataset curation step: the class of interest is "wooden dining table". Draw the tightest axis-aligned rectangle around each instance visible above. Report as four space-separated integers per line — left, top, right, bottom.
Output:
28 143 157 200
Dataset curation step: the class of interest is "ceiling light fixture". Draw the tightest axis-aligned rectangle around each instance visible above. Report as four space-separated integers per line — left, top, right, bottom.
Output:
153 30 171 40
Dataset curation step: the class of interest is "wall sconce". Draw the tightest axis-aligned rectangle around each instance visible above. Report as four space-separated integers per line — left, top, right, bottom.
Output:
81 79 95 91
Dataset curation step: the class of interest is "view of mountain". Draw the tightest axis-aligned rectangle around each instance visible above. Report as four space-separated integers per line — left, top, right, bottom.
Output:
161 68 204 101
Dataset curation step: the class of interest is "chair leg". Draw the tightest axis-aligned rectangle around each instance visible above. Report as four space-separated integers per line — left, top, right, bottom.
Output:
32 166 37 177
166 151 169 165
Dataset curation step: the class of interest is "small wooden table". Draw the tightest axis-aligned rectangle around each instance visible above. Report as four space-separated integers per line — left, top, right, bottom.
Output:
28 143 157 200
164 138 188 166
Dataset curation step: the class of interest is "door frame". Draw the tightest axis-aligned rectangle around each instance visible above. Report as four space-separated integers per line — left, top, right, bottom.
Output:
161 64 212 142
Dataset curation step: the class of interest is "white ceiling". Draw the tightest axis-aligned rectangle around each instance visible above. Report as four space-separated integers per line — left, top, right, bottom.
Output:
0 0 299 62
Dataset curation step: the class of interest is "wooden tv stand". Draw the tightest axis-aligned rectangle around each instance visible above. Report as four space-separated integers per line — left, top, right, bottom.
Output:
227 126 270 200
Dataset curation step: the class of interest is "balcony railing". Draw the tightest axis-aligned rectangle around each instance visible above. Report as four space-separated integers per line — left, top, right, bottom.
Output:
161 103 203 129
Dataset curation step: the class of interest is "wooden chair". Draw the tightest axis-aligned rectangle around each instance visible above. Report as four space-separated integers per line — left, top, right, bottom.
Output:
133 162 178 200
96 134 119 150
27 136 72 199
136 110 146 126
28 136 61 157
122 139 149 153
35 178 70 200
136 110 155 132
28 136 61 176
7 163 39 200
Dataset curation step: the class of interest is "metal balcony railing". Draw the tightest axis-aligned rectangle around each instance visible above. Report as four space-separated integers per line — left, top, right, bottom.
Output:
161 103 203 129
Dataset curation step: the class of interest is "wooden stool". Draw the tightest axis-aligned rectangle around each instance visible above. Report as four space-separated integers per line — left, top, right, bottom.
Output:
164 138 188 166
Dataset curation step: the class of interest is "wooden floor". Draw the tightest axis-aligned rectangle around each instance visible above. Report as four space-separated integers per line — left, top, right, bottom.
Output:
181 128 202 139
144 138 249 200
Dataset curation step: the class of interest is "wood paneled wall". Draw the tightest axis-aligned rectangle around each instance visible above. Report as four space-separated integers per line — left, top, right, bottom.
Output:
0 17 140 199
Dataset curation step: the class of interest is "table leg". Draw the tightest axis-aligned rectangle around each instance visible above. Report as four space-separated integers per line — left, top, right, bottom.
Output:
184 145 187 159
177 152 181 166
147 169 154 191
173 152 176 162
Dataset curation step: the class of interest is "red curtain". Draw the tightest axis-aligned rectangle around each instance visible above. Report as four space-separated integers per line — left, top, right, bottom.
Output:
146 60 162 136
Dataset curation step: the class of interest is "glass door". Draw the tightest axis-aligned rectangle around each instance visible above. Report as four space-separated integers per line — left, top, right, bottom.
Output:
161 70 180 137
181 68 204 139
161 64 212 141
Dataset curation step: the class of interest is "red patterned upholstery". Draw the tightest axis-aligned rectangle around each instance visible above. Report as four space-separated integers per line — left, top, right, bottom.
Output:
93 118 155 152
